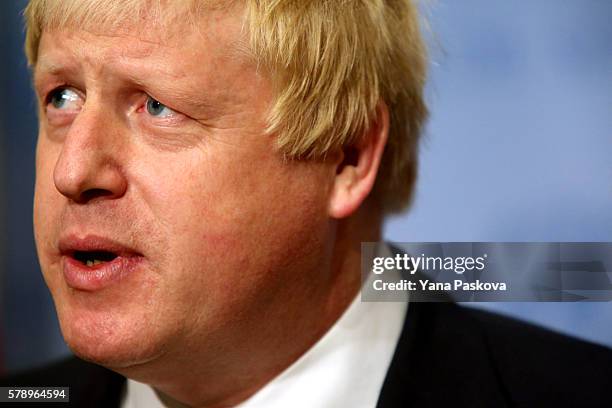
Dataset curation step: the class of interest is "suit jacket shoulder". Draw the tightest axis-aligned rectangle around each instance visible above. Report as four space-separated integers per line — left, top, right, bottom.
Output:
377 301 612 407
0 356 124 407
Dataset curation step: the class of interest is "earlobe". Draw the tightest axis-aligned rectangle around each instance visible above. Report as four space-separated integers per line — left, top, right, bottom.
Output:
328 102 390 219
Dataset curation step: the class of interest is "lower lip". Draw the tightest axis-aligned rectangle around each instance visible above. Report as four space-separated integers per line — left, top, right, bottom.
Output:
62 255 144 291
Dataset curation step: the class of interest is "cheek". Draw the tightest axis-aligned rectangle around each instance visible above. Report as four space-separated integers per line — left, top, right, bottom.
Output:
34 134 62 203
33 139 68 315
136 150 331 317
33 137 62 257
159 155 324 251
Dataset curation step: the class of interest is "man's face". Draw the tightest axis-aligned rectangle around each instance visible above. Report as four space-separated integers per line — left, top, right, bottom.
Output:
33 6 337 368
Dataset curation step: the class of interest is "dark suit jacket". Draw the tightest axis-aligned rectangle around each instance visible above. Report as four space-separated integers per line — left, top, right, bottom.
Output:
3 302 612 407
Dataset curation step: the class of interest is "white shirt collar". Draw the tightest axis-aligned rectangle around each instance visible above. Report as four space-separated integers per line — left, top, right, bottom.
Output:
122 245 407 408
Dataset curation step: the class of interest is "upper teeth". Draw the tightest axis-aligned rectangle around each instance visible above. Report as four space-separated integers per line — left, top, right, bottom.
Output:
86 259 104 267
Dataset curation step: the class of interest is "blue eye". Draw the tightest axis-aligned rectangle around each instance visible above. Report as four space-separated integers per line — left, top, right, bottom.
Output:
146 97 174 118
49 88 81 110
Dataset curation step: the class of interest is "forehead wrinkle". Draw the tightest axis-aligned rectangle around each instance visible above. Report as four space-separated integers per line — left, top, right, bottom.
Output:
36 28 184 84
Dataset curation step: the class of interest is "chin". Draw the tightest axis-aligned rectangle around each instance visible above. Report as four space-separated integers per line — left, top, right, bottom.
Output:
55 295 171 369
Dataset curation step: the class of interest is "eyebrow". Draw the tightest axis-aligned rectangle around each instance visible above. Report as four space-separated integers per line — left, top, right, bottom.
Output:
34 61 60 80
33 59 80 87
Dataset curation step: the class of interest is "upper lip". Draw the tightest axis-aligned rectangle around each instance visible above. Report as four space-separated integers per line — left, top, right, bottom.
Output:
58 234 142 258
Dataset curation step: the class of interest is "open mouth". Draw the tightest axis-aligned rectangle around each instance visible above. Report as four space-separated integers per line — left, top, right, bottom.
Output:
72 250 119 267
59 235 144 290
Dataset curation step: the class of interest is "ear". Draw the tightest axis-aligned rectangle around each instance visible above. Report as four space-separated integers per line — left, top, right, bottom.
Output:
328 102 389 219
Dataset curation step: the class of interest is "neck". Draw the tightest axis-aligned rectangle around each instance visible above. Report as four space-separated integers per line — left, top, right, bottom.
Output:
117 207 382 407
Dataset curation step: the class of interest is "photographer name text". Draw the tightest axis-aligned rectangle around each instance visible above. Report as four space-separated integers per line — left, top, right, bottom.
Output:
373 279 507 292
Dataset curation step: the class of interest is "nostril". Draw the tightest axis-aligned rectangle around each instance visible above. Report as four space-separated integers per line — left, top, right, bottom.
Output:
78 188 115 203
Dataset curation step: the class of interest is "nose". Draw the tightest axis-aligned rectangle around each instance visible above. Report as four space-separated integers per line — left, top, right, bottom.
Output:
53 105 128 204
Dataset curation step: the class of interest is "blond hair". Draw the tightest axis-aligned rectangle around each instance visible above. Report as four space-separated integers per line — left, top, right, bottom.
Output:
24 0 427 214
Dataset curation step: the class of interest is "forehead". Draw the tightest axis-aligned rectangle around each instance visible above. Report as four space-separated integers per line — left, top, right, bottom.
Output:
34 1 254 82
32 0 249 62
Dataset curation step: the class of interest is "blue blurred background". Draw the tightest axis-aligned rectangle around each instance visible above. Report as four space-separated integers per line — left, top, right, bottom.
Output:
1 0 611 373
